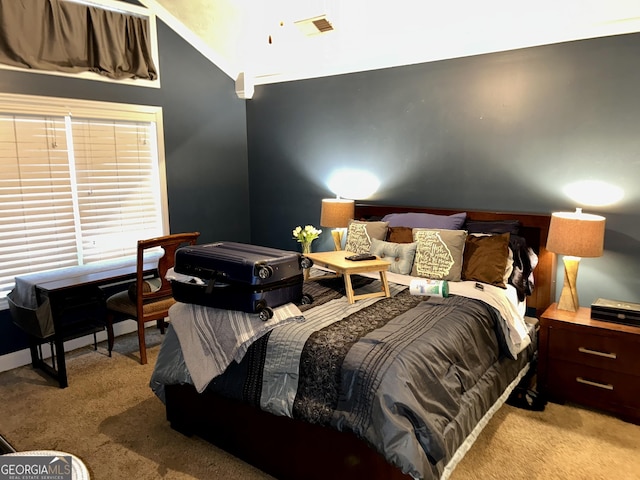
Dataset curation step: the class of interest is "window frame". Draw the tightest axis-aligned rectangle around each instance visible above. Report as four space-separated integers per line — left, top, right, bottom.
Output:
0 0 161 89
0 92 169 310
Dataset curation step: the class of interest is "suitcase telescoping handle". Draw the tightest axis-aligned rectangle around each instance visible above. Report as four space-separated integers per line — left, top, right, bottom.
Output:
205 277 221 295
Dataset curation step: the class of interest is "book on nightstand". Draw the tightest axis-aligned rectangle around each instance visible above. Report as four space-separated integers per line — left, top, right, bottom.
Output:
591 298 640 327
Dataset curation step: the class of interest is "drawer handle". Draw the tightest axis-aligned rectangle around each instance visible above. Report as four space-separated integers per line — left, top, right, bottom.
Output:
576 377 614 390
578 347 617 359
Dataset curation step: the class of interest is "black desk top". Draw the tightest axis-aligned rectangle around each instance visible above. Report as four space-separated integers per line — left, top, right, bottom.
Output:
34 260 158 293
14 256 160 299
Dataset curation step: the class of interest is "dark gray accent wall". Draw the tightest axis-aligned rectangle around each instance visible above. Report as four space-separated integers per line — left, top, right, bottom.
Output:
0 21 250 355
247 33 640 307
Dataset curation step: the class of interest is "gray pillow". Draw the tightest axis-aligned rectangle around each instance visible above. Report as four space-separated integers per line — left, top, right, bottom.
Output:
411 228 467 281
370 239 417 275
344 220 389 254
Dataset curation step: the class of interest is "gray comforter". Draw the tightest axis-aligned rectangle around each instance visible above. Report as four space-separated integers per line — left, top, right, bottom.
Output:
150 275 535 480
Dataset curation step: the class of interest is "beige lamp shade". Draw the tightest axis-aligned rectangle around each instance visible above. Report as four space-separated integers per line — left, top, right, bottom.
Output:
546 207 605 312
320 198 355 228
320 198 354 251
546 208 606 257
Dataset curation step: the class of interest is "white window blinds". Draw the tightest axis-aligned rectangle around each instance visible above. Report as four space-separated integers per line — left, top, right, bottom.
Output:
0 94 168 305
72 118 163 264
0 115 77 280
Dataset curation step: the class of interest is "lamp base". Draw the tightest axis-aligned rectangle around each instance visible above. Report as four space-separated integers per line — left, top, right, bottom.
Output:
331 229 344 251
557 256 580 312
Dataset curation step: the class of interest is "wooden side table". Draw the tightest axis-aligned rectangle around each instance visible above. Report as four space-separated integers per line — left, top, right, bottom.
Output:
303 251 391 304
538 303 640 424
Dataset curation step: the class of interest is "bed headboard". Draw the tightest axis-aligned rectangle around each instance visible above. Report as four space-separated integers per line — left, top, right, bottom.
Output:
354 203 557 318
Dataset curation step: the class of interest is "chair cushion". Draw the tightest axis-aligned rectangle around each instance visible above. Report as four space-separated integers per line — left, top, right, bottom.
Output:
106 290 176 317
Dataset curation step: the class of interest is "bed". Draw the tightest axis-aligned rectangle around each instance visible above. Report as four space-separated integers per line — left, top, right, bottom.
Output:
150 203 556 480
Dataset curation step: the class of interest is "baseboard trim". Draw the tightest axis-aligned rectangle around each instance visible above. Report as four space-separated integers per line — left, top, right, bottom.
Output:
0 320 143 374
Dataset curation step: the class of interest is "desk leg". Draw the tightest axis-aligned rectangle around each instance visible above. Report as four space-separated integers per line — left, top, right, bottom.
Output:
379 271 391 298
27 336 68 389
29 343 39 368
343 273 355 304
42 291 69 389
53 334 68 388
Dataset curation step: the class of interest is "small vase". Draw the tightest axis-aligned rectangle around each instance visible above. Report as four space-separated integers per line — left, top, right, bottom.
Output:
301 242 312 279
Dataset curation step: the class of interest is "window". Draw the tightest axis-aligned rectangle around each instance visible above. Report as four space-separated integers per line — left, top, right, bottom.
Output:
0 0 160 89
0 93 169 308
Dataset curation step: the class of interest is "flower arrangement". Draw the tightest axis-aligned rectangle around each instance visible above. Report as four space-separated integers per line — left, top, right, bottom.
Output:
292 224 322 253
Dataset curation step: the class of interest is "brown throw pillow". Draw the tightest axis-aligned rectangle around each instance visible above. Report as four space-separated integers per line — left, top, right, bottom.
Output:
462 233 511 288
386 226 414 243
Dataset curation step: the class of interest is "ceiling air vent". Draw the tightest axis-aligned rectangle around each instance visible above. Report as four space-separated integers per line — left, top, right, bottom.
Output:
294 15 335 36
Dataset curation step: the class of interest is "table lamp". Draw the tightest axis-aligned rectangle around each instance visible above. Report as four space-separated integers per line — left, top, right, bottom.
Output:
320 198 355 250
546 208 606 312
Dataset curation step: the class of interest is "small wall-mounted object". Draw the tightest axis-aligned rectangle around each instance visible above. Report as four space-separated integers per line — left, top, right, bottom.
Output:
235 72 254 99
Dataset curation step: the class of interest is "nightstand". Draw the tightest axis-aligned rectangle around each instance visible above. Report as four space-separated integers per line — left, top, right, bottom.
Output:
538 303 640 424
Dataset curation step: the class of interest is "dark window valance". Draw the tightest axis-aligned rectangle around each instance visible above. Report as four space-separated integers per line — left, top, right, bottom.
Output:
0 0 157 80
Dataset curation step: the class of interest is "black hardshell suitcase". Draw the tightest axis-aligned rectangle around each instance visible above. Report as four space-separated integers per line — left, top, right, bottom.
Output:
172 242 313 319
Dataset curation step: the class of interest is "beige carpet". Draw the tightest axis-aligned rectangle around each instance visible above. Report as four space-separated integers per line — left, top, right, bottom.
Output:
1 327 639 480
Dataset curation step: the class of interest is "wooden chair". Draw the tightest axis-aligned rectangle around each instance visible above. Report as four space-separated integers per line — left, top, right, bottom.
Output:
105 232 200 364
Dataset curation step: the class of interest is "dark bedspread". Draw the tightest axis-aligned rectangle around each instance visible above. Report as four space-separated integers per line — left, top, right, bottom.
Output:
150 275 535 479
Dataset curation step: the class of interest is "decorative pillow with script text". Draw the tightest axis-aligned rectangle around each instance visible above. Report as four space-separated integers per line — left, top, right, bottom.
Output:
344 220 388 254
411 228 467 281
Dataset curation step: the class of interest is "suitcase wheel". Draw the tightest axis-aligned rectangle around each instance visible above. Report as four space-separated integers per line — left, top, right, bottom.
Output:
300 256 313 269
301 293 313 305
258 307 274 321
256 264 274 280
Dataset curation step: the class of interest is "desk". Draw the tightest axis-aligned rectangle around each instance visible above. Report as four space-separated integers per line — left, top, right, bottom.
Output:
304 251 391 304
10 258 157 388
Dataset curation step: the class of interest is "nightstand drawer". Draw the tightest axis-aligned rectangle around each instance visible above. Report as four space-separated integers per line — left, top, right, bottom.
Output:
547 359 640 414
547 325 640 375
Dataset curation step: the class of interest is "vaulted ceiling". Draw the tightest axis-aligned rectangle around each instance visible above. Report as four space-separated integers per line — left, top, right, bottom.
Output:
139 0 640 87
